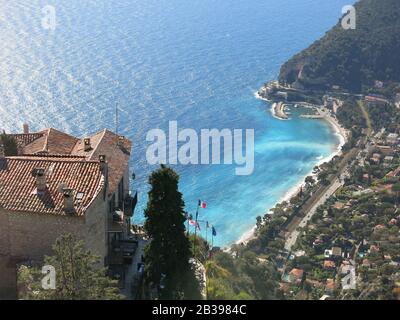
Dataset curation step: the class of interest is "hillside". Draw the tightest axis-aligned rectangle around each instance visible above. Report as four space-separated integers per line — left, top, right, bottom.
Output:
279 0 400 93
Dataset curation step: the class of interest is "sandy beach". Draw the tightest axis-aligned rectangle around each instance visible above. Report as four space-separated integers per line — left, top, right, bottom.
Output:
234 101 348 247
322 109 348 149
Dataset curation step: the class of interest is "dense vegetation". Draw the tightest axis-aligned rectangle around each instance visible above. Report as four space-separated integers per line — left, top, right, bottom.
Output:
205 248 281 300
337 98 400 137
191 233 281 300
279 0 400 93
293 158 400 300
0 131 18 156
18 234 123 300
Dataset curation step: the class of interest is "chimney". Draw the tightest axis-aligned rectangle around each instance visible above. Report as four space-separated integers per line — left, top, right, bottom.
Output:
23 123 29 134
62 188 75 214
0 143 5 159
84 138 91 152
99 154 107 172
117 135 125 146
35 168 47 191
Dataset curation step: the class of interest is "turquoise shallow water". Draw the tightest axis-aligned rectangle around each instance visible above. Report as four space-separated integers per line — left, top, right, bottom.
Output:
0 0 351 246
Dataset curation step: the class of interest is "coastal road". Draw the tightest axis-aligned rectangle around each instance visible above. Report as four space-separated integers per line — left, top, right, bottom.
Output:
284 178 343 251
284 148 358 251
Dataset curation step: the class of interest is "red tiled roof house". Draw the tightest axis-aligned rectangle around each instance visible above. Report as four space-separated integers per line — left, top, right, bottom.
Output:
0 125 135 298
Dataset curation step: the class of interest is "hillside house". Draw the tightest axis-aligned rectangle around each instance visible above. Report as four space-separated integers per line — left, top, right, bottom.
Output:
0 126 137 299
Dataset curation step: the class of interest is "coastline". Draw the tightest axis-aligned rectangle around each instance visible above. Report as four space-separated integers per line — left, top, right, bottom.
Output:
272 102 289 120
255 91 289 121
234 94 348 246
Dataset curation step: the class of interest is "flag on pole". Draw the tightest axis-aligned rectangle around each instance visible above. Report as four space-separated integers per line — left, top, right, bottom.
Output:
189 220 201 231
212 226 217 236
198 199 206 209
185 213 193 220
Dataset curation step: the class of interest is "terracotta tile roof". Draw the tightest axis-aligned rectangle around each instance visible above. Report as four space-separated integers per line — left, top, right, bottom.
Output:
387 166 400 178
289 268 304 279
88 130 131 196
0 156 104 216
333 202 345 210
12 133 45 148
8 128 131 197
22 134 48 154
10 154 87 161
70 130 105 157
373 224 386 231
323 260 336 269
11 129 78 155
71 129 131 196
42 128 79 154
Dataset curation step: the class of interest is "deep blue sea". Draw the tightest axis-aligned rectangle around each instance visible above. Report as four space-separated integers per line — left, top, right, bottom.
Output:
0 0 352 246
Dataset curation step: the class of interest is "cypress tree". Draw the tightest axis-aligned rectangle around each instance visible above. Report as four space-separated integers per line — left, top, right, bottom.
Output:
144 165 200 299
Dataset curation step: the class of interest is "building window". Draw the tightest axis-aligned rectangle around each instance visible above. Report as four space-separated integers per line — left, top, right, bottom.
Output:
109 194 115 213
118 178 124 208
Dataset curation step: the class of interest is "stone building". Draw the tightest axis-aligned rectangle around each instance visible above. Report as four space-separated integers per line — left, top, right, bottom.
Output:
0 126 137 299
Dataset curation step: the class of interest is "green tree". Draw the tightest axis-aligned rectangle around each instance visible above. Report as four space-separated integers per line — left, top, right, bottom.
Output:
189 234 210 263
0 131 18 156
392 183 400 205
144 165 200 299
205 260 236 300
305 176 315 186
18 234 122 300
318 171 330 185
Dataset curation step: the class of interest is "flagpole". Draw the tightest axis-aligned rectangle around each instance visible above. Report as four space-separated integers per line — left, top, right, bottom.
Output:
205 222 208 244
115 103 119 135
186 212 190 236
193 200 200 255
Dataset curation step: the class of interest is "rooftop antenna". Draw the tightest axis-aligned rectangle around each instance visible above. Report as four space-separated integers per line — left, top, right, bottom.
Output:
115 103 119 135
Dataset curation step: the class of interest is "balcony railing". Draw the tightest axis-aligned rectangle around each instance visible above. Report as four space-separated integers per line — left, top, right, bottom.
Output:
123 192 137 217
109 239 138 265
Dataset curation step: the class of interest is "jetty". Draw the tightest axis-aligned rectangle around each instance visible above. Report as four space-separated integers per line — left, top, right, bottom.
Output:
272 102 289 120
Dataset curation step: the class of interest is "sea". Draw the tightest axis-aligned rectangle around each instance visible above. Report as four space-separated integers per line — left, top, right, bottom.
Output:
0 0 352 246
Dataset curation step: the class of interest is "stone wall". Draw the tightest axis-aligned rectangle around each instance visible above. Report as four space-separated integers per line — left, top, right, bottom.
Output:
0 209 85 260
0 256 17 300
84 192 108 263
0 190 108 299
